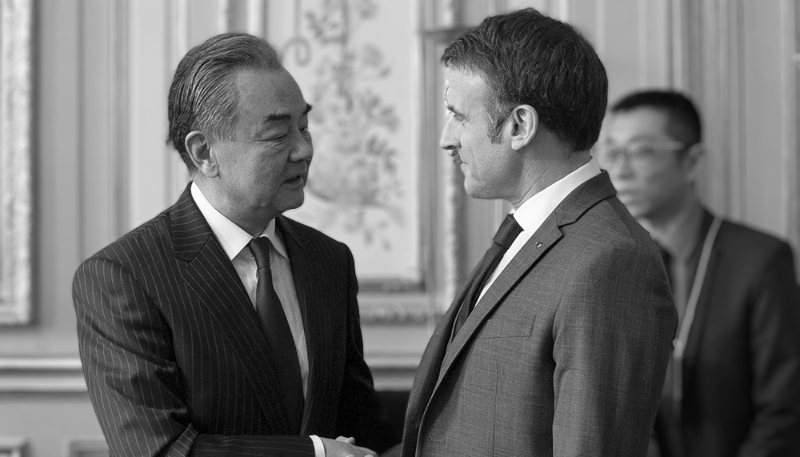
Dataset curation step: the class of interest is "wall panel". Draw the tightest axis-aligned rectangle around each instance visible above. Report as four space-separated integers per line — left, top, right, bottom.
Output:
0 394 104 457
742 1 787 236
2 1 798 454
128 0 171 227
1 0 81 356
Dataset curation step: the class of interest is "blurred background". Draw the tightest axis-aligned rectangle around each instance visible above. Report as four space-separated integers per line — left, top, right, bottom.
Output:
1 0 798 455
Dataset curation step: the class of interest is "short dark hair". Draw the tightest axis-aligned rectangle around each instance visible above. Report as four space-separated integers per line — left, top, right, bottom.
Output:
441 8 608 151
167 33 281 172
610 90 702 145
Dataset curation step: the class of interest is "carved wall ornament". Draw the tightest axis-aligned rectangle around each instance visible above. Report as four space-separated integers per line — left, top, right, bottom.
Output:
0 0 33 326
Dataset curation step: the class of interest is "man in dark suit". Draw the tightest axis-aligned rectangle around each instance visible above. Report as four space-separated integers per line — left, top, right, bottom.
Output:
402 9 677 457
73 33 381 457
600 89 800 457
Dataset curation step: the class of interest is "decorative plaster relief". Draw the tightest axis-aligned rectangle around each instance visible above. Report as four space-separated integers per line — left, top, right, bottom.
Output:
0 0 33 326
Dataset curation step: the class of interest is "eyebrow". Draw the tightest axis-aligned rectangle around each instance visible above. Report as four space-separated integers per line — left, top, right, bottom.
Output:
446 103 467 119
259 104 313 124
616 135 664 143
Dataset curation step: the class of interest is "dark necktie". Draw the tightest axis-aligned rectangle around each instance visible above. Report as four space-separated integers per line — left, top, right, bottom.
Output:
248 237 304 432
451 214 523 340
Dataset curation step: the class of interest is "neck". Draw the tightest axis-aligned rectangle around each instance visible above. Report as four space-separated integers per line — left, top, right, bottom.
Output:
195 179 274 237
511 149 591 209
639 194 703 260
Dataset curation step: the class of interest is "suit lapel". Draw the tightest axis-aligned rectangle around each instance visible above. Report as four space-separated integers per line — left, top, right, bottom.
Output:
407 243 495 417
404 290 463 452
276 216 335 434
171 185 294 434
438 220 563 380
433 172 617 390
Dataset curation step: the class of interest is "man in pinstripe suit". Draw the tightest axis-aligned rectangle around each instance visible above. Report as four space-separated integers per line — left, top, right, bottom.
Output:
73 33 381 457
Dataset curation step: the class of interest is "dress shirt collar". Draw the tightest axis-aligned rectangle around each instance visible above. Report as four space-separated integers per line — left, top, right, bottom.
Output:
190 182 288 260
512 157 601 234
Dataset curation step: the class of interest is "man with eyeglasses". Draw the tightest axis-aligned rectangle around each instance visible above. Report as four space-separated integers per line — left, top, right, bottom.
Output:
598 90 800 457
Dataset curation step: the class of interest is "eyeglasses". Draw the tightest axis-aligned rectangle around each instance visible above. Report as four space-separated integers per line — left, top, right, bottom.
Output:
594 140 689 164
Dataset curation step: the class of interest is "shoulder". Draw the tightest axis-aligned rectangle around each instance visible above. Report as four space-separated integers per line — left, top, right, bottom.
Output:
563 196 662 269
547 195 670 297
77 207 174 275
278 215 350 254
713 218 797 287
716 219 793 257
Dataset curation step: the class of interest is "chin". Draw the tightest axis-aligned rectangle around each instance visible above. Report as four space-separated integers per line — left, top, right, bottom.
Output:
276 192 305 214
464 181 502 201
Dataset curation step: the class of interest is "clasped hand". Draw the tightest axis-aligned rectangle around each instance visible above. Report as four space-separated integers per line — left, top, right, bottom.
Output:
320 436 377 457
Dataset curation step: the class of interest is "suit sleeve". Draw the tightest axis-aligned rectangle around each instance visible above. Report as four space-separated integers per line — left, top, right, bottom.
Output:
551 244 677 457
73 254 315 457
738 243 800 456
332 246 385 452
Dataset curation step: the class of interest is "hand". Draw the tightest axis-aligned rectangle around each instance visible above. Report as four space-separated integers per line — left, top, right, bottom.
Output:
320 436 376 457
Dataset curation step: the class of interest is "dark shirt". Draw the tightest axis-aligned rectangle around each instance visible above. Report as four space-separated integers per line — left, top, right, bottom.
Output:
657 209 714 457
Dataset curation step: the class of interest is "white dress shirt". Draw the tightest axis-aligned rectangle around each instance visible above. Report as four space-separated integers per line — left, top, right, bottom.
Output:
191 183 326 456
477 158 602 304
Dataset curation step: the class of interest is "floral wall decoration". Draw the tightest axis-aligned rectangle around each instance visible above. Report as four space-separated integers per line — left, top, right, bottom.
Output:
279 0 422 290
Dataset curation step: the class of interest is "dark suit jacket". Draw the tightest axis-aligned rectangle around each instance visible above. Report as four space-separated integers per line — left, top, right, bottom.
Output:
73 186 381 456
654 216 800 457
403 173 678 457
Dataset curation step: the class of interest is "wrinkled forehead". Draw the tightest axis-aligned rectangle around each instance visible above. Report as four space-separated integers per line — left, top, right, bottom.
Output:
234 68 307 108
443 68 490 107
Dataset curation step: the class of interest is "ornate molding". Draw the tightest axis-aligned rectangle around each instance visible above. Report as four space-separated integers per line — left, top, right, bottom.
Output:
359 296 431 324
419 2 467 317
0 438 27 457
68 439 109 457
0 0 33 326
0 358 87 393
365 352 419 390
0 355 415 392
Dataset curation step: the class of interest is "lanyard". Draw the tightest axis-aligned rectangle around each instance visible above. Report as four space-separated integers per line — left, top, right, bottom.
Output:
671 215 722 418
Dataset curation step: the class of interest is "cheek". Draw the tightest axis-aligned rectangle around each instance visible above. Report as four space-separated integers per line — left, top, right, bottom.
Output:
464 134 490 163
640 167 685 197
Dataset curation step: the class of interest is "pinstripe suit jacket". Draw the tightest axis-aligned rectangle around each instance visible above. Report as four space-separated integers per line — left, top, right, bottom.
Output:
403 173 678 457
73 186 381 456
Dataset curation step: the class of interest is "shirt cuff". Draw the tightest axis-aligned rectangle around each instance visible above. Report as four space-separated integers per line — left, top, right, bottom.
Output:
310 435 325 457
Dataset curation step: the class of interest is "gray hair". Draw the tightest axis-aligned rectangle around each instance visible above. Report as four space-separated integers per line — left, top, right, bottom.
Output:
167 33 282 172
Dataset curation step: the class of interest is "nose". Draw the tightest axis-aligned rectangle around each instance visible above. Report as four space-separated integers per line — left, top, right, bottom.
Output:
440 116 460 153
289 128 313 162
604 153 634 182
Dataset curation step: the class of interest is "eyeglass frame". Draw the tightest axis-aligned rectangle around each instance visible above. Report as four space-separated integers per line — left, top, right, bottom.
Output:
594 140 701 164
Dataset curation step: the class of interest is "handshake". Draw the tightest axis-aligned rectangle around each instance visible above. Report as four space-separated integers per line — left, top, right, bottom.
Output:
321 436 376 457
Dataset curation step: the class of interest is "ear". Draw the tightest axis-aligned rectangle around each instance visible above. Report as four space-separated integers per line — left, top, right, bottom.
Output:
681 143 705 183
509 105 538 151
185 131 219 178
